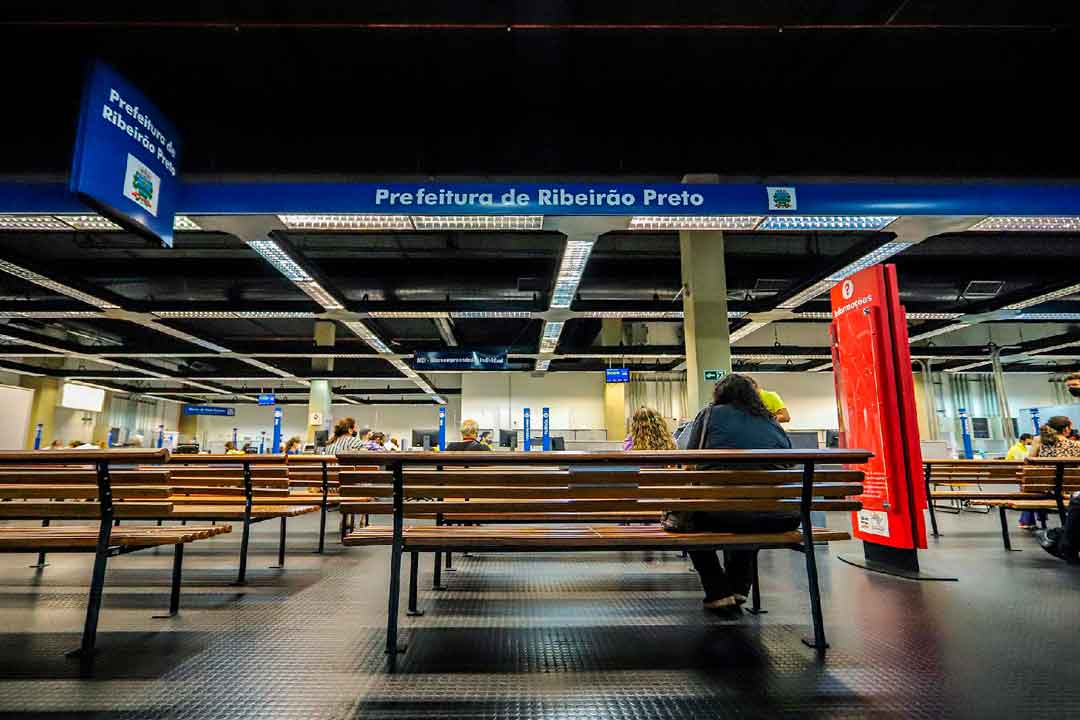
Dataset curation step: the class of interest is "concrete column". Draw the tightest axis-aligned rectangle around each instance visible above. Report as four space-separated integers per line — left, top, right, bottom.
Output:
21 377 60 449
600 318 622 347
178 412 198 442
307 320 337 442
680 230 732 411
604 382 627 441
991 348 1015 444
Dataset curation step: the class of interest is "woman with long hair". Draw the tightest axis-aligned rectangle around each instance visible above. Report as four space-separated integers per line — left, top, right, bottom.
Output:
625 407 676 450
1032 416 1080 458
665 373 794 614
323 417 363 455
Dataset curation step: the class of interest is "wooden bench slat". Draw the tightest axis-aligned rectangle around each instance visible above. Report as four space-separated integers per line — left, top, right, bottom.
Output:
0 501 175 519
163 504 320 519
341 498 860 515
0 524 231 549
0 485 172 499
343 525 849 548
340 482 861 500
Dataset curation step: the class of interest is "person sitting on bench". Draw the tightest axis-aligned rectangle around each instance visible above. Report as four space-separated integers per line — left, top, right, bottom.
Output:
666 373 796 614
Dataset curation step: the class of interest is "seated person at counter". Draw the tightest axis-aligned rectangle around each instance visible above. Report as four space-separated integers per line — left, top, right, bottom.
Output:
283 436 302 454
665 373 796 613
323 417 365 454
445 419 492 451
623 406 676 451
749 377 790 424
224 440 245 455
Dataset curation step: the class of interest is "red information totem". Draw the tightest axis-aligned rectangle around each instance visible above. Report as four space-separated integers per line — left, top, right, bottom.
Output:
830 264 927 570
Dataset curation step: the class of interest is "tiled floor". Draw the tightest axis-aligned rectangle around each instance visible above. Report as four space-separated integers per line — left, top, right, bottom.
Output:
1 509 1078 718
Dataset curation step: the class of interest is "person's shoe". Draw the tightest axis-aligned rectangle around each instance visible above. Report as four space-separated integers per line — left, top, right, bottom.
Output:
703 595 738 610
1019 523 1036 531
733 593 749 605
1036 528 1063 559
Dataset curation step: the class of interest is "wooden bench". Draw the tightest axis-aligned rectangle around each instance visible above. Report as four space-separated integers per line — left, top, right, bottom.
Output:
160 455 324 582
336 448 869 671
922 460 1027 537
0 448 231 661
963 460 1080 550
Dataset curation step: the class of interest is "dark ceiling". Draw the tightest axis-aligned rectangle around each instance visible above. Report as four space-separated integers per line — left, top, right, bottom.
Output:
1 2 1077 177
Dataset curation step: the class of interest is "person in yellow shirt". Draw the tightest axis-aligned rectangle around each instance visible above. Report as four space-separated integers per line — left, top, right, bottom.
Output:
1005 433 1033 461
224 440 245 455
1006 434 1039 529
749 378 791 423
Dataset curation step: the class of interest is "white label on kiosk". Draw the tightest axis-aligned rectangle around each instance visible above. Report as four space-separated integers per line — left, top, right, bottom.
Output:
857 509 891 537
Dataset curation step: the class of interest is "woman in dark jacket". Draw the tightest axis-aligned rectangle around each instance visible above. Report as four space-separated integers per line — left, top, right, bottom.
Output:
677 374 797 612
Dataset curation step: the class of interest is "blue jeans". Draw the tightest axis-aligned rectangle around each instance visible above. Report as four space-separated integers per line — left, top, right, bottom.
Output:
1020 510 1046 527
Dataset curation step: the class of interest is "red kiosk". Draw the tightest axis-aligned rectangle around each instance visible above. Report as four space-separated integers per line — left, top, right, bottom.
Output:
830 264 948 577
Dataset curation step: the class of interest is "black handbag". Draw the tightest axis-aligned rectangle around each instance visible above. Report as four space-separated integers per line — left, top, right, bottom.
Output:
661 404 713 532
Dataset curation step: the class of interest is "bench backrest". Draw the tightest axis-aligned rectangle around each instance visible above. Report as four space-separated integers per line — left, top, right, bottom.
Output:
338 468 864 518
0 452 173 519
1020 463 1080 495
925 460 1022 485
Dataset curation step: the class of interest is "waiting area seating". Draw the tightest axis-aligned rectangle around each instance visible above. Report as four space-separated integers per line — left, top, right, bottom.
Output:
335 448 869 672
0 448 231 661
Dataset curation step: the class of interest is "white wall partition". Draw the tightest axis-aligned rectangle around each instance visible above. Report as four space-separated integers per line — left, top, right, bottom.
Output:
461 372 606 431
0 384 33 449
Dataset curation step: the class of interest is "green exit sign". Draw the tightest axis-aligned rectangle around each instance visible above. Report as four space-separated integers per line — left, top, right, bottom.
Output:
703 369 726 382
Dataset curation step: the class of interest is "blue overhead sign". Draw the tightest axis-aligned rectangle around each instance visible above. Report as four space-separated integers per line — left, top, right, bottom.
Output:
70 60 181 247
257 393 276 406
605 368 630 383
182 405 235 417
414 350 509 370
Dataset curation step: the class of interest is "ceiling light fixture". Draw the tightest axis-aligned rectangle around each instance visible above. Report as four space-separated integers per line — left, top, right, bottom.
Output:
906 312 964 320
450 311 534 319
411 215 543 231
579 311 685 319
627 216 763 231
57 215 123 231
343 321 392 353
1014 313 1080 321
173 215 202 231
0 311 106 319
909 323 971 342
0 215 71 231
550 240 594 309
0 259 120 309
968 217 1080 232
535 359 551 372
776 241 911 309
278 214 413 231
807 362 833 372
757 216 898 232
539 321 564 353
729 321 770 343
1004 283 1080 311
368 311 450 319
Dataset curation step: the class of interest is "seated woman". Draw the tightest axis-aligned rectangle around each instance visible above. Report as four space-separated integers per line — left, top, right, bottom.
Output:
667 373 796 613
624 406 676 451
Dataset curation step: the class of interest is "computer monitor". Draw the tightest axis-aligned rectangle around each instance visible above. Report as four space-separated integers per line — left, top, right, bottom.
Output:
174 443 199 454
550 436 566 451
314 430 329 448
499 429 518 448
412 429 439 449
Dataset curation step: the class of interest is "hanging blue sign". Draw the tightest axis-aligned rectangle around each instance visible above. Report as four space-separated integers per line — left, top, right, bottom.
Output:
414 350 509 371
523 408 532 452
605 368 630 383
182 405 235 417
257 393 276 406
70 60 181 248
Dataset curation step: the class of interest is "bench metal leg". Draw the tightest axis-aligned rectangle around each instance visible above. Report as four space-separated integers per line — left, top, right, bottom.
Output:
798 462 828 653
386 461 407 670
406 551 424 616
270 516 287 569
925 464 940 537
154 544 184 619
68 519 112 661
432 514 446 590
445 551 454 571
233 462 254 586
30 519 50 568
156 519 163 526
999 507 1020 551
746 552 767 615
315 501 327 554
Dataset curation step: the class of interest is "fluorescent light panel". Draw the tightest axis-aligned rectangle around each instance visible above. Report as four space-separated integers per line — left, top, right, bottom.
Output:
1015 313 1080 321
412 216 543 231
343 321 391 353
247 240 310 281
58 215 122 231
0 311 105 318
1004 283 1080 310
758 216 898 231
173 215 201 231
776 241 911 309
535 359 551 372
369 311 450 318
153 310 319 319
295 280 343 310
580 311 684 319
0 259 119 309
451 311 533 318
278 214 413 231
539 321 564 353
907 312 964 320
909 322 971 342
729 320 770 343
0 215 71 231
969 217 1080 232
628 216 763 231
550 240 594 309
808 362 833 372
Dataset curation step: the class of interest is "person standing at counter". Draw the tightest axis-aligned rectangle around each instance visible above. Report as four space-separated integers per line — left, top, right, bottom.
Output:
1006 434 1038 529
749 377 791 424
665 374 795 613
